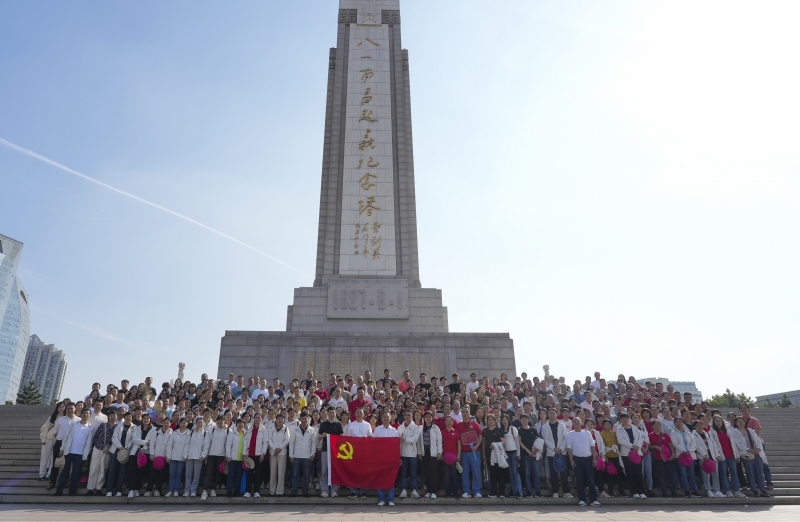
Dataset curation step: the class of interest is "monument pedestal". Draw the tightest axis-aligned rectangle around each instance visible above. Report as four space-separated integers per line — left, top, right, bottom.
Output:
218 330 516 384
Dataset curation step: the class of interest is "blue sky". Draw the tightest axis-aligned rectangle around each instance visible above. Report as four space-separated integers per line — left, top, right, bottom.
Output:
1 1 798 402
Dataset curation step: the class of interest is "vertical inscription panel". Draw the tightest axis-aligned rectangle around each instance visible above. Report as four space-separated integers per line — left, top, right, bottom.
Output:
327 278 409 319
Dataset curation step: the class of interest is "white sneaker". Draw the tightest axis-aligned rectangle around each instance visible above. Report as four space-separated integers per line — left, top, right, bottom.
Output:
182 492 190 497
424 493 431 498
553 493 560 498
210 490 216 497
254 492 260 498
431 493 437 499
714 491 726 498
563 493 573 498
640 494 647 499
321 492 329 498
400 489 407 498
165 492 172 497
190 493 196 497
708 490 715 498
331 492 338 497
462 492 472 498
734 491 746 498
578 500 587 507
106 492 112 497
378 501 385 506
128 490 135 498
201 491 208 501
115 492 122 497
633 494 640 499
153 490 160 497
591 501 602 507
134 490 139 497
725 491 733 498
243 492 251 498
474 492 482 498
411 490 420 499
388 501 395 506
143 491 152 497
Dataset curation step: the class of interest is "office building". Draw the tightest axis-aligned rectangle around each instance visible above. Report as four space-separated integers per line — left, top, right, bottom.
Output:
0 234 31 403
20 335 67 405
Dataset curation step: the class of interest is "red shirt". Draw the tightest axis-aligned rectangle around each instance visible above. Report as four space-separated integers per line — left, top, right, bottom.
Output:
717 430 734 459
314 390 329 401
249 426 260 456
648 431 672 462
348 398 369 417
456 420 483 452
442 427 461 456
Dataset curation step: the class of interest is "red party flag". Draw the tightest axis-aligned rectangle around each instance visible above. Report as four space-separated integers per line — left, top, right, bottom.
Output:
327 434 401 490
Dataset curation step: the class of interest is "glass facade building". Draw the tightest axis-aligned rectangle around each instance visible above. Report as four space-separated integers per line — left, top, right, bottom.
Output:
20 335 67 405
0 234 30 404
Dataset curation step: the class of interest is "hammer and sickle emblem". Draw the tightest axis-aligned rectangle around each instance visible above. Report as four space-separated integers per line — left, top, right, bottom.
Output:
337 442 354 460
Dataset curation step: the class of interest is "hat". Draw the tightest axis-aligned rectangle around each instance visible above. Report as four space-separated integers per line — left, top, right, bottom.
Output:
553 454 568 473
678 453 693 466
661 444 672 461
443 452 457 466
596 456 606 471
54 456 65 469
701 458 717 474
244 456 255 470
153 456 167 470
628 450 642 465
117 448 130 464
137 451 148 468
219 460 229 475
606 460 618 475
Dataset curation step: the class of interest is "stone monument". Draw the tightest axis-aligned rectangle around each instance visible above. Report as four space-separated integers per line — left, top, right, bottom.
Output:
217 0 516 383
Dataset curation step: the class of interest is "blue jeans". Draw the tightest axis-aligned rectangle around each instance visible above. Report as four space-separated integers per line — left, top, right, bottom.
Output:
744 455 766 494
521 453 541 494
461 451 481 495
677 459 698 492
226 460 244 495
506 451 522 496
291 458 312 495
718 457 740 493
169 460 185 493
106 451 127 494
642 452 653 489
378 488 395 502
400 456 418 490
573 456 597 503
56 453 84 495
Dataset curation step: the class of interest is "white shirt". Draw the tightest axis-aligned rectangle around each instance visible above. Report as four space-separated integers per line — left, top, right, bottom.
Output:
55 415 78 440
566 429 595 458
328 396 347 409
503 427 519 451
68 422 93 455
89 412 108 428
346 420 372 438
466 381 480 394
251 389 268 400
373 425 399 438
450 411 463 423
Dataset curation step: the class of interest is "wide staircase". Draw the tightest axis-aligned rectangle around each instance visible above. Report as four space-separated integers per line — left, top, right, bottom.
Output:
1 405 799 504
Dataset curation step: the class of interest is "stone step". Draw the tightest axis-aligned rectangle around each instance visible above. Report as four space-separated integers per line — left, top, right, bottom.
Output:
0 471 40 480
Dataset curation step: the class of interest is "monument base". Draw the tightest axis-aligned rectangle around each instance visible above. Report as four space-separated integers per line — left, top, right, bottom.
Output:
217 331 516 384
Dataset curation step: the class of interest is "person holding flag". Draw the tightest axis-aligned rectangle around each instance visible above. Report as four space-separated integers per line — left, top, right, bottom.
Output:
345 408 372 499
373 412 400 506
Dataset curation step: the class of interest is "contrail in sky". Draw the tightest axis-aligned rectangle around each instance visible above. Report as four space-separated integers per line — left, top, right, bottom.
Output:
0 137 308 278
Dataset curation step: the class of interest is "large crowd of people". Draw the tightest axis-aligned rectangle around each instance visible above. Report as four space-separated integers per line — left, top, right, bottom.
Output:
38 369 774 507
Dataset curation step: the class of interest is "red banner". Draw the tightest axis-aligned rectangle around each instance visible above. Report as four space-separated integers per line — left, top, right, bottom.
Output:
328 435 401 490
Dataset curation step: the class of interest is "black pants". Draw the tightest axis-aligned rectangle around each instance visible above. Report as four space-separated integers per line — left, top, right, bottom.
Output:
653 458 676 496
248 459 268 494
49 440 63 486
604 456 624 496
622 456 645 496
148 463 168 493
422 447 439 494
204 455 224 491
489 463 506 496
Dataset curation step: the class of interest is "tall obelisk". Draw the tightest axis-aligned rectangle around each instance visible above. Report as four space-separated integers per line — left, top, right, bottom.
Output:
218 0 517 383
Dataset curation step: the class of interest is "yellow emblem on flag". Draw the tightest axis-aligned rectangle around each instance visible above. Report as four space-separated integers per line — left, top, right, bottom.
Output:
337 442 354 460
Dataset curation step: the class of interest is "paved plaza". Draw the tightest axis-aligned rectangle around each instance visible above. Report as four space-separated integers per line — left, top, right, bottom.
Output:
1 505 799 521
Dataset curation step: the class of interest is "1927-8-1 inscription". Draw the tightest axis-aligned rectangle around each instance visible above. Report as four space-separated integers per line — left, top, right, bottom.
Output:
327 279 409 319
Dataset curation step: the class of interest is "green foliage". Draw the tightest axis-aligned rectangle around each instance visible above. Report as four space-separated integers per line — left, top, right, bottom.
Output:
16 381 43 405
3 401 11 406
708 388 755 408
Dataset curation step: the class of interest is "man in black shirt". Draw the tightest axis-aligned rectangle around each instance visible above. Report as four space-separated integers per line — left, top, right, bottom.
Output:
417 373 431 393
317 407 344 497
447 373 462 396
379 369 395 388
517 414 541 496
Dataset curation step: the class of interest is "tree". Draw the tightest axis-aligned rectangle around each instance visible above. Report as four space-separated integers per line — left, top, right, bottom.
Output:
708 388 755 408
16 381 43 405
778 394 794 408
